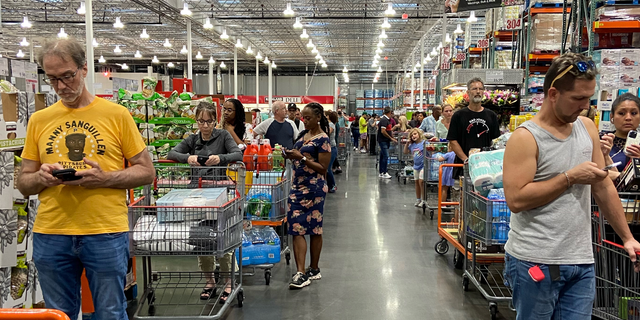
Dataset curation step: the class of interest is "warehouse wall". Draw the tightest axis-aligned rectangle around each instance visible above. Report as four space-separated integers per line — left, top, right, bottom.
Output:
193 74 337 96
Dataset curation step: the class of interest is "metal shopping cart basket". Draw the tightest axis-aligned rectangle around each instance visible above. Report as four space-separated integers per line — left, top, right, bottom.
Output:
130 162 245 319
242 155 292 285
394 132 412 184
337 127 350 162
422 141 449 219
461 165 512 320
592 192 640 320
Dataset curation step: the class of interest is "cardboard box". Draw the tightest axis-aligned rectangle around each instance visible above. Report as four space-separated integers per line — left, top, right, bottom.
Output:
156 188 228 222
0 93 27 150
621 49 640 66
620 66 639 83
531 14 564 52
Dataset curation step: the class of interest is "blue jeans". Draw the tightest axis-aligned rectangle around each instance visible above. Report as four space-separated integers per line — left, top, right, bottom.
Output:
379 141 390 174
327 146 337 189
351 128 359 149
504 252 595 320
33 232 130 320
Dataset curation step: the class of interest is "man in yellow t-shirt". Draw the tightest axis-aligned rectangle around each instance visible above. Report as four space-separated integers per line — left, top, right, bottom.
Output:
17 38 154 320
359 113 368 153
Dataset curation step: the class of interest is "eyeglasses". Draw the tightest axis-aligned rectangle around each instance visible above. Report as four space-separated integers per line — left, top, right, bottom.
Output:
197 119 215 126
468 87 485 92
43 67 81 86
550 61 596 89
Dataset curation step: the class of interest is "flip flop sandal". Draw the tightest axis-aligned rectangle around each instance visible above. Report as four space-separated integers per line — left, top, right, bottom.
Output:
200 287 215 301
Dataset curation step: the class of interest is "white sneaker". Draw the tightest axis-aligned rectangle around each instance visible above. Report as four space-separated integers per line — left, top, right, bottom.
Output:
361 149 367 153
379 173 384 178
382 173 392 179
417 200 424 207
414 199 422 207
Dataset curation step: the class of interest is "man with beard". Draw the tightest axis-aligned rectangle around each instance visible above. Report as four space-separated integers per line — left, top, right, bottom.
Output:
502 52 640 319
446 77 500 179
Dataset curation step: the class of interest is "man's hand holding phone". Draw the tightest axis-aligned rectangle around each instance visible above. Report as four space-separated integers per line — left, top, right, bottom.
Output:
40 163 64 187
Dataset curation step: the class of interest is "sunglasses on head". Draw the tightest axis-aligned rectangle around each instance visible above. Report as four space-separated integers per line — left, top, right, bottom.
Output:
549 60 596 89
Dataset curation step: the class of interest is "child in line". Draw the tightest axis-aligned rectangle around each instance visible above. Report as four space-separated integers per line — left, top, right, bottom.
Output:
436 144 456 203
404 128 425 207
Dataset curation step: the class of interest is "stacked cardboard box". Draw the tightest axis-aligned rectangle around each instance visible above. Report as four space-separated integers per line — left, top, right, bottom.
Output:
531 14 564 52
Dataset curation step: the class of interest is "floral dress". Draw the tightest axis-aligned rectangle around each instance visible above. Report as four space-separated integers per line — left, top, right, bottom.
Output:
287 133 331 236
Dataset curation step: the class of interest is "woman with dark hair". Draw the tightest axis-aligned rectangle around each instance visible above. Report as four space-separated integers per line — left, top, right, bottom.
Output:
350 114 360 150
167 101 242 302
327 111 339 193
283 102 331 289
600 93 640 173
221 98 251 146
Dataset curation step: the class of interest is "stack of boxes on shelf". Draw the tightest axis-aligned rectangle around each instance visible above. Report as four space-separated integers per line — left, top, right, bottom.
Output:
590 5 640 49
355 89 394 116
530 14 564 53
466 20 486 69
355 90 365 112
486 6 524 69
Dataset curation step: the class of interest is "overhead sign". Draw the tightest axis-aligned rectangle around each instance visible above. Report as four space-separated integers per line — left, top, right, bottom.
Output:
445 0 523 13
263 96 302 103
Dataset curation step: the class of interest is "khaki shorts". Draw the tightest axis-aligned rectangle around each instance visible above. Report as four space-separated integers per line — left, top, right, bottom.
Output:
413 168 424 180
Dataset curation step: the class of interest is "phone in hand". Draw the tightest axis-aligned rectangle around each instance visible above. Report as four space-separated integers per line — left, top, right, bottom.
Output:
197 155 209 166
603 161 622 171
625 130 640 156
52 169 82 181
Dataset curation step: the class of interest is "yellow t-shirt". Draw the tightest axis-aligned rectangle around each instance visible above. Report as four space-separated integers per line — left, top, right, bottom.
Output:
359 117 367 134
21 97 146 235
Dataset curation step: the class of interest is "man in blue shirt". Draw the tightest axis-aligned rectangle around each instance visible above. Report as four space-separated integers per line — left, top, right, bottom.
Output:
419 106 442 137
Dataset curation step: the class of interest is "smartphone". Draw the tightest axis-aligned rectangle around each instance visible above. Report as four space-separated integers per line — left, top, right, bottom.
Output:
197 155 208 166
625 130 640 156
52 169 81 181
603 161 622 171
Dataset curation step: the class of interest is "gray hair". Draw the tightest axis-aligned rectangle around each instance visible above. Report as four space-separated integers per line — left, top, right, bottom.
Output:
272 100 286 113
467 77 485 90
36 38 86 69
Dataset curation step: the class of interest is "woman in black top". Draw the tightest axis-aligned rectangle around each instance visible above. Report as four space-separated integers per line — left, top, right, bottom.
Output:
221 98 247 147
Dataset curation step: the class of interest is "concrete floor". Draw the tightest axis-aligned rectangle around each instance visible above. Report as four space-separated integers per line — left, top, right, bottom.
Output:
130 153 517 320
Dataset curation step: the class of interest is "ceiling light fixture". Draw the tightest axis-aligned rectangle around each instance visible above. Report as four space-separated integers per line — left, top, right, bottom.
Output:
431 48 438 56
113 17 124 29
379 30 388 39
454 24 464 34
203 17 213 29
372 61 378 67
445 33 452 43
283 3 295 16
134 50 142 58
315 53 321 60
374 53 381 60
468 11 478 23
311 47 318 54
321 62 328 68
271 61 277 69
92 38 99 47
373 78 379 83
377 40 385 47
256 51 263 60
300 29 309 39
163 39 172 48
424 55 432 63
98 55 106 63
377 66 383 73
220 29 229 40
306 39 314 48
437 42 443 49
19 38 29 47
114 45 122 53
180 45 188 54
246 45 254 55
376 47 383 54
57 28 68 39
16 50 25 58
21 17 32 29
196 51 203 59
180 2 192 16
235 39 243 48
77 2 86 15
140 28 149 39
342 66 348 73
220 61 227 69
168 62 175 68
152 56 159 63
264 57 270 64
416 62 421 68
381 17 391 29
209 56 215 64
293 17 303 29
121 63 129 70
385 3 396 16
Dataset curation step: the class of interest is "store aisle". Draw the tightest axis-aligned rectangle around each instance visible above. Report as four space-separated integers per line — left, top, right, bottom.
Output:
132 153 516 320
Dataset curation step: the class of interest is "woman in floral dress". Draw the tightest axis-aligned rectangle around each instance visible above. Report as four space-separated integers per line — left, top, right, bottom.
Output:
283 102 332 290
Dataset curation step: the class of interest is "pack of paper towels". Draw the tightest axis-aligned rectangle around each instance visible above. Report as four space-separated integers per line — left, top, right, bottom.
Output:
468 149 505 197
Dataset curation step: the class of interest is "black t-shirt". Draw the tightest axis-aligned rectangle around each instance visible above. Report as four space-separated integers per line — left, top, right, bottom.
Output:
265 120 295 150
378 116 393 143
446 107 500 164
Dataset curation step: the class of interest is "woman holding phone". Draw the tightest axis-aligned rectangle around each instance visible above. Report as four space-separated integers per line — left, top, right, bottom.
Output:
283 102 332 290
167 101 242 302
600 93 640 173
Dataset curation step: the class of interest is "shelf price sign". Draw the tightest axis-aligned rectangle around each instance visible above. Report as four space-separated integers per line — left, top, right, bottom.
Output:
455 53 467 61
477 39 490 49
441 62 451 70
505 18 522 30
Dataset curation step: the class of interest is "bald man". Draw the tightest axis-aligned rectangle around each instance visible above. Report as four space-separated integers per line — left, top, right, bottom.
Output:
253 101 300 149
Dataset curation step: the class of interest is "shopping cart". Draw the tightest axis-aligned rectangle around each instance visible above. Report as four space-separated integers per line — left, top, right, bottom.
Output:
459 164 513 320
130 162 245 319
434 163 466 270
0 309 70 319
242 156 292 285
337 127 350 162
592 192 640 319
387 132 406 179
422 141 449 219
394 132 412 184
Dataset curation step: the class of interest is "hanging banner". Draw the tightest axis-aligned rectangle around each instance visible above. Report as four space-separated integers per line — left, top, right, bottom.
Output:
445 0 523 13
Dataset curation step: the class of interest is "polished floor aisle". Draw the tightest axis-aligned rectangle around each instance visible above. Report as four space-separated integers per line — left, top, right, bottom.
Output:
132 153 516 320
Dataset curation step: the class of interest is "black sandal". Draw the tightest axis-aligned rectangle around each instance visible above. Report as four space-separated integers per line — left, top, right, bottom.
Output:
200 286 215 300
219 284 233 303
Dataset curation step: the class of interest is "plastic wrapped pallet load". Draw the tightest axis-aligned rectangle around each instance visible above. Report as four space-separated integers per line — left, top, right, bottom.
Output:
531 14 564 52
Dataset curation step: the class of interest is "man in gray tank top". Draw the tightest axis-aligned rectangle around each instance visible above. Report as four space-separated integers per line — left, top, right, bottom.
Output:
503 52 640 319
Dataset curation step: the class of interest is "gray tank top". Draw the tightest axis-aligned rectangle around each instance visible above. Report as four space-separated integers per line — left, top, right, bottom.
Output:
504 119 594 265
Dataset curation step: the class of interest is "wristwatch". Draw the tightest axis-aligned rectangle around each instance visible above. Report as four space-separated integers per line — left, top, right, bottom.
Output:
300 156 307 165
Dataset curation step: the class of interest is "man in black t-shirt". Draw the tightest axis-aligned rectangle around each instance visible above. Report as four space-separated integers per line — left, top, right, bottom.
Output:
378 107 398 179
446 78 500 179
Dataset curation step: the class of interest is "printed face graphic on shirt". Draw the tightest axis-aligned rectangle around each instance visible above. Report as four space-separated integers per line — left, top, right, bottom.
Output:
466 118 491 138
46 121 107 169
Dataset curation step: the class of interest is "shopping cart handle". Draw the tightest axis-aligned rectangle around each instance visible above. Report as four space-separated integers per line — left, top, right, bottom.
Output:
156 160 178 163
602 239 640 257
0 309 70 320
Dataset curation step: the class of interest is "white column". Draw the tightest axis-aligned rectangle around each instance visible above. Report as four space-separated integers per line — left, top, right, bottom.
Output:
255 58 259 108
420 39 424 110
268 62 273 110
84 0 95 94
208 62 214 94
234 46 238 98
29 42 34 63
410 55 415 108
186 20 193 80
147 66 153 77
